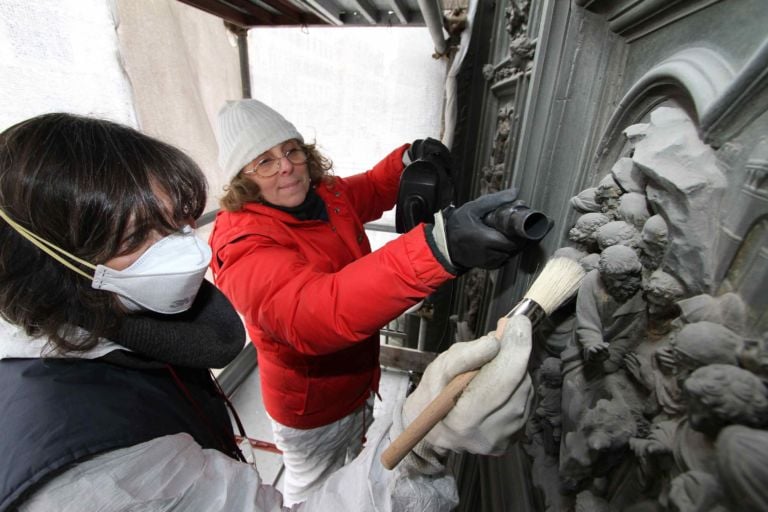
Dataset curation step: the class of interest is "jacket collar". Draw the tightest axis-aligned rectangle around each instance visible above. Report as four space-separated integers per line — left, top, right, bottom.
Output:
238 183 341 225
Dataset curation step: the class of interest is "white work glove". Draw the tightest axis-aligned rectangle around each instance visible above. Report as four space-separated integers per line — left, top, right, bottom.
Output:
398 315 534 475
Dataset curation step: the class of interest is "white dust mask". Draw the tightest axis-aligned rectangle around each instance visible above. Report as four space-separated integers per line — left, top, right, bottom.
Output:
92 225 212 314
0 208 211 314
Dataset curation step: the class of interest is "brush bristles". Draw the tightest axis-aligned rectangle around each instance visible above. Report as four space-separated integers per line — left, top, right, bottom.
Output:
523 257 586 315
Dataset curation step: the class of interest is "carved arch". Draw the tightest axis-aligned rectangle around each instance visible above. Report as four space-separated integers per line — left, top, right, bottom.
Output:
594 47 735 176
622 48 735 120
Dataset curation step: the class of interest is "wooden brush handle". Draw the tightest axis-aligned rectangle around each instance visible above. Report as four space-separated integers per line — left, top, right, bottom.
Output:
380 369 479 470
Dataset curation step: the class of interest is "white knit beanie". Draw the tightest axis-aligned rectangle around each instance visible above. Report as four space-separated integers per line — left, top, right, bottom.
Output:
217 99 303 178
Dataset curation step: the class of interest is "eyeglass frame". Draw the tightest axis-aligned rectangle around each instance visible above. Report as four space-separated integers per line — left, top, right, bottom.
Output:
242 145 309 178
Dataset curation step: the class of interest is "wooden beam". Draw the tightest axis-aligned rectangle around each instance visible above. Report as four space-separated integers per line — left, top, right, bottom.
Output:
257 0 328 24
178 0 326 27
301 0 344 25
177 0 259 27
380 345 437 374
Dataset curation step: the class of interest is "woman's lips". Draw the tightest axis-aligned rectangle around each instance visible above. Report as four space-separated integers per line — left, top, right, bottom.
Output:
279 180 302 190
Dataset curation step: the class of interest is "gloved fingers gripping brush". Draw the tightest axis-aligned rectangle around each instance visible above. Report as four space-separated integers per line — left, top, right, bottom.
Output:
381 256 586 470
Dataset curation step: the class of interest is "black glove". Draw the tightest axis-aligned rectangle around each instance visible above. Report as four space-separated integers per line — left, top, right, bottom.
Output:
443 189 528 270
407 138 452 175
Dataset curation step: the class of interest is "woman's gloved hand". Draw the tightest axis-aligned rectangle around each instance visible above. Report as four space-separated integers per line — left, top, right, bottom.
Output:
398 315 534 474
427 188 528 272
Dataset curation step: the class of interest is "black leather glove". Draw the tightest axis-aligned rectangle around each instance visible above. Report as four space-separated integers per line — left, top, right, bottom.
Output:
442 189 528 270
407 138 452 174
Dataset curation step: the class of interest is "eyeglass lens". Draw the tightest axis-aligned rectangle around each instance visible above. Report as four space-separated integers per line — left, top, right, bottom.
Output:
252 149 307 177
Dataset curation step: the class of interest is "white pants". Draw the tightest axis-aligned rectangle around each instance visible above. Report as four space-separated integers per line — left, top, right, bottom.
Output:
270 396 374 506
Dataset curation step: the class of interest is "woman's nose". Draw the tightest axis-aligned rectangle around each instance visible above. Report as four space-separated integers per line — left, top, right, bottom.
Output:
276 155 294 174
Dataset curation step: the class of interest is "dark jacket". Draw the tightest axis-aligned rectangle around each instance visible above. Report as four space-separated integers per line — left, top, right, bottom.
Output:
0 357 239 512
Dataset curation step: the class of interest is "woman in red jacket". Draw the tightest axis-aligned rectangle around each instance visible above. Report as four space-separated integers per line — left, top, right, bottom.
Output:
210 99 525 504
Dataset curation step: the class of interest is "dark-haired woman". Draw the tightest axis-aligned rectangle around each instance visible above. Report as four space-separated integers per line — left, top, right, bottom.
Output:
0 112 533 511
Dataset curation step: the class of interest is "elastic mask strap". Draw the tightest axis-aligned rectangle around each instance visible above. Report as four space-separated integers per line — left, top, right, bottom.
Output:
0 207 96 280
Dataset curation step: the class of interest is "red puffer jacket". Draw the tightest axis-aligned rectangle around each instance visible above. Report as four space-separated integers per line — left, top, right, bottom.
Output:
209 145 454 428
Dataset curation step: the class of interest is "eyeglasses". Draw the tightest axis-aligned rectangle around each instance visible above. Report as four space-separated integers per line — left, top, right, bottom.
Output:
243 147 308 178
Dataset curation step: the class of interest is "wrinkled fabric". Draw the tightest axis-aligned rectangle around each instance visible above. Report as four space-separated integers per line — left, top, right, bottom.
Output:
18 433 288 512
1 357 240 510
403 316 534 455
2 320 459 512
270 397 373 506
19 417 460 511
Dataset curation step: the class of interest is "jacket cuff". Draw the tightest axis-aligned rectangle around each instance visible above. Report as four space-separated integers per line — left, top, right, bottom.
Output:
401 144 413 167
395 225 457 287
423 224 462 276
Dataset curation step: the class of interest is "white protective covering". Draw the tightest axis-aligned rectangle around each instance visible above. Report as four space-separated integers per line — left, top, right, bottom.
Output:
0 0 136 130
0 323 458 512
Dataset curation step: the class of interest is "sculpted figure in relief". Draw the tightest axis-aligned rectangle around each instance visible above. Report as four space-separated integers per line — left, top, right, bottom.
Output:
595 220 639 252
508 35 536 75
504 0 530 38
568 212 610 254
595 174 623 220
623 269 686 417
575 245 645 373
560 398 638 492
538 105 765 510
617 192 650 231
533 357 563 455
652 321 744 417
637 214 669 274
738 335 768 382
715 425 768 512
667 470 726 512
570 187 601 214
683 364 768 438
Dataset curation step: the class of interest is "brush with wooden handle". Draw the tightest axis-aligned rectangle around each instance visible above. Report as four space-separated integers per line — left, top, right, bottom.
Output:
380 256 586 470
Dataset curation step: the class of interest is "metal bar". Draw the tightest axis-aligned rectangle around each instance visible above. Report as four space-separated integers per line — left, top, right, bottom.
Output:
197 208 219 227
417 0 447 55
272 463 285 487
217 342 258 397
380 328 407 339
364 222 397 233
416 316 427 351
235 27 252 98
177 0 260 26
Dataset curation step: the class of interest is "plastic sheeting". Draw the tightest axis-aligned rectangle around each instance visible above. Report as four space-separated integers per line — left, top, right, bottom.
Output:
0 0 136 130
247 26 447 180
113 0 241 214
1 0 447 242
